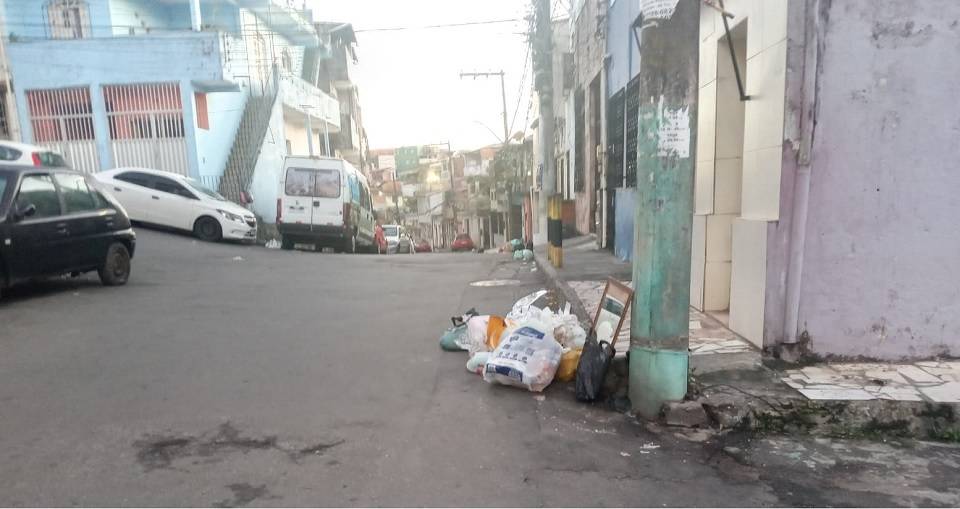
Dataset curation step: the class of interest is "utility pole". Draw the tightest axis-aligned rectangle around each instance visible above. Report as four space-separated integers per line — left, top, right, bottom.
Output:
0 14 21 141
444 141 456 236
532 0 555 248
629 0 700 419
459 71 510 144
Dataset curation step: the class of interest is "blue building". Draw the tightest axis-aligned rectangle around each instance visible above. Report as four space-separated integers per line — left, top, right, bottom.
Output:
2 0 345 224
603 0 641 262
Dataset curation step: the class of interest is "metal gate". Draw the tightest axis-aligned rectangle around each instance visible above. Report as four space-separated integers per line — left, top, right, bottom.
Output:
25 86 100 173
104 83 188 176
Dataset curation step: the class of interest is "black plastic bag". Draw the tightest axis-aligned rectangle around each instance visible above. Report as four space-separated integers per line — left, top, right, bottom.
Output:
575 334 616 402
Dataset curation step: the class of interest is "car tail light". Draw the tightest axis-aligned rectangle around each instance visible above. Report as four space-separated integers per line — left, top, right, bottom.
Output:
343 202 352 228
276 198 282 223
31 152 42 166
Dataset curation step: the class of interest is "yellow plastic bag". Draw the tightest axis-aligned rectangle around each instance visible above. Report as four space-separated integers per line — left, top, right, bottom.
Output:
486 316 507 350
556 348 582 383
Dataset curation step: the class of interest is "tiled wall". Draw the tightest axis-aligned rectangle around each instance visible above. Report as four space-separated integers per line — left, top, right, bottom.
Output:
692 0 788 345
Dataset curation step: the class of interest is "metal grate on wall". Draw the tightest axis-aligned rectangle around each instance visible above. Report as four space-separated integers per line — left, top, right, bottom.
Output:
606 89 624 189
624 76 640 188
574 90 585 193
25 86 100 173
103 83 189 176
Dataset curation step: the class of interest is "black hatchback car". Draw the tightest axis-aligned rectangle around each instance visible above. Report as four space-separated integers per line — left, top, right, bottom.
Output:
0 165 136 298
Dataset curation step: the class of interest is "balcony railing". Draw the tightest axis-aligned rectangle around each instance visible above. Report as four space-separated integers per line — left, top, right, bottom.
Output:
280 72 340 130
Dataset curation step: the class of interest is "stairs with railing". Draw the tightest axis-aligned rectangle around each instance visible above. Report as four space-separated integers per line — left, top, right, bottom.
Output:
218 72 279 204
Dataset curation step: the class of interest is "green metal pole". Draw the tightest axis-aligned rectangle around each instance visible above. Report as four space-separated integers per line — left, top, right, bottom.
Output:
629 0 700 419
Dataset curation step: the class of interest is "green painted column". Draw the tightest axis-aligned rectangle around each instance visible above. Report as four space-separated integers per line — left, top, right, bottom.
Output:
629 0 700 419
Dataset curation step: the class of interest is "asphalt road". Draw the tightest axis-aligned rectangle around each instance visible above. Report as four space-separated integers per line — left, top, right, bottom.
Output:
0 229 957 507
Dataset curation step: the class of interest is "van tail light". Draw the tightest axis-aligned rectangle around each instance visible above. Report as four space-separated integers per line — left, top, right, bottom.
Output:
343 202 352 228
276 198 282 223
31 152 42 166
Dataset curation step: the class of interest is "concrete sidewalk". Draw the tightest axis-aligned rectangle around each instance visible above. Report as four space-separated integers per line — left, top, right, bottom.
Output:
533 235 960 441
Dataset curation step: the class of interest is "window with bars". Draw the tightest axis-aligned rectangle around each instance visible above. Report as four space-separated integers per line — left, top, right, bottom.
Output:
47 0 90 39
574 90 585 192
25 87 96 142
624 76 640 188
103 83 185 140
606 89 624 189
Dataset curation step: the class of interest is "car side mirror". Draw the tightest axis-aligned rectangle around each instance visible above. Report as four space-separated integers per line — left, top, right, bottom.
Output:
15 203 36 221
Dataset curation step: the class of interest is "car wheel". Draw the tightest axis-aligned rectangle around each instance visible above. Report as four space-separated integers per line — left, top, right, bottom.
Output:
344 235 356 254
281 236 294 250
193 216 222 242
98 242 131 286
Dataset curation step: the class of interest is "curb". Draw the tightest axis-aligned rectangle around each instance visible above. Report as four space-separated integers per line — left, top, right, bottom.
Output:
532 249 592 326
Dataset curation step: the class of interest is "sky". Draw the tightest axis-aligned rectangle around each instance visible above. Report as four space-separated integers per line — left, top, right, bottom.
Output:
308 0 534 152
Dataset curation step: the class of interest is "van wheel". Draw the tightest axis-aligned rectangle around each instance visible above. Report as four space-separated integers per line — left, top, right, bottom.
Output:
98 242 131 286
193 216 222 242
281 237 294 250
344 235 356 254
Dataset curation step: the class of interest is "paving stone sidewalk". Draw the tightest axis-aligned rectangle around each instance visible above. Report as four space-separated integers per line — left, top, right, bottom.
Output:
783 362 960 403
534 235 960 417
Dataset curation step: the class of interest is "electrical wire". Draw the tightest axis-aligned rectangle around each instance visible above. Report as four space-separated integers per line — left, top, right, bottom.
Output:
353 18 524 33
507 41 532 138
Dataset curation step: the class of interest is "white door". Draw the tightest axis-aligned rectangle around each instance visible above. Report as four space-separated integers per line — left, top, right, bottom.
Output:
104 83 189 176
25 87 100 173
311 168 344 227
281 166 315 226
106 170 155 222
149 175 202 230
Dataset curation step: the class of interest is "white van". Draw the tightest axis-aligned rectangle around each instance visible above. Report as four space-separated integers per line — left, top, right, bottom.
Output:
276 156 376 253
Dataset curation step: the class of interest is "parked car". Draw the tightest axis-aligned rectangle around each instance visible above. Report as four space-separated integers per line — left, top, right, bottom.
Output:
277 156 376 253
382 224 413 254
451 233 475 252
94 167 256 242
414 239 432 253
0 165 136 298
0 141 68 168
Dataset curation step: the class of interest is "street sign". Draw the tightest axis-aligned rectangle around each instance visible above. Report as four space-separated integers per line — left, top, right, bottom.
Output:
395 146 420 175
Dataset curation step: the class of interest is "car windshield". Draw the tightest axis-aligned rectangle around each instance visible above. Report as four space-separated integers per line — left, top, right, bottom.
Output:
184 178 225 201
383 226 399 237
456 234 471 241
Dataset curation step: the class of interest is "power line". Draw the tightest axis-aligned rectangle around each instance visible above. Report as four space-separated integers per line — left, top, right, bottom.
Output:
508 41 532 138
354 18 523 33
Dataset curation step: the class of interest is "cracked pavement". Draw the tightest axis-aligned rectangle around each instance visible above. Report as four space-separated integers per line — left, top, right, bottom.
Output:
0 229 957 506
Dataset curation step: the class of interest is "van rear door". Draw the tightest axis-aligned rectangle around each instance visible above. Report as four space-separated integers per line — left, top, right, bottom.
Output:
310 167 343 228
281 166 316 226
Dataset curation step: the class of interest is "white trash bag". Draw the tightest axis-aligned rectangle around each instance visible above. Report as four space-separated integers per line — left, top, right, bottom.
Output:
466 352 491 374
483 320 563 392
465 315 493 356
532 302 588 350
506 290 548 322
554 320 587 349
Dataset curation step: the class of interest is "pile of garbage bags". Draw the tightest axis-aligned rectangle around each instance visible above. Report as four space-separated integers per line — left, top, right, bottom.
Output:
499 238 535 263
437 290 591 393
